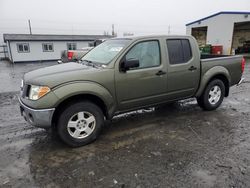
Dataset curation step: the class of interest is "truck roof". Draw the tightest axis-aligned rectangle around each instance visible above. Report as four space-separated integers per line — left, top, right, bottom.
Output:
111 35 193 41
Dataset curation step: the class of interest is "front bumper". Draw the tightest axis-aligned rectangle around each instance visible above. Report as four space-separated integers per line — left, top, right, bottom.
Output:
18 97 55 128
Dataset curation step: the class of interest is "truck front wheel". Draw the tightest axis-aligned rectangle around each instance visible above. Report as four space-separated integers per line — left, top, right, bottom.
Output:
57 101 104 147
197 79 225 111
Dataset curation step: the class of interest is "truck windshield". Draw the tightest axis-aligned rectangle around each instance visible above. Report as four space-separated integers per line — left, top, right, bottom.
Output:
82 39 131 64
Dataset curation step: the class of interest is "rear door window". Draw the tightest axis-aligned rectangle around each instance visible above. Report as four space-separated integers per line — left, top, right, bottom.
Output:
166 39 192 64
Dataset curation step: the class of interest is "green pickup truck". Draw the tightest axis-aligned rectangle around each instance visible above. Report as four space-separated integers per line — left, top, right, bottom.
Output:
19 35 245 147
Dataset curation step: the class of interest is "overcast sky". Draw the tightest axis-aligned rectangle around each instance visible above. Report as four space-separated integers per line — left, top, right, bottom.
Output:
0 0 249 44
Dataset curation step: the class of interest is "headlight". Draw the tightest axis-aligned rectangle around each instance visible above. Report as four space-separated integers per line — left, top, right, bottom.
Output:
29 85 50 100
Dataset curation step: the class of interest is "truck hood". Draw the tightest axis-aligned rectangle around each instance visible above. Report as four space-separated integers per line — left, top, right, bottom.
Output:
24 63 107 88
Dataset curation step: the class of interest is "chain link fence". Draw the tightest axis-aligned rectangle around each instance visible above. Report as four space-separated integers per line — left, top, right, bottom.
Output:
0 45 9 60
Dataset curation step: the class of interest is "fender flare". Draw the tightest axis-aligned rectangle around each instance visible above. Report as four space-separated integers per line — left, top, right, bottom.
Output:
52 81 116 117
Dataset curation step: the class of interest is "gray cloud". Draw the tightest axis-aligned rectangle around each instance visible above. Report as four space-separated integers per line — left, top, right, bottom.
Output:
0 0 249 44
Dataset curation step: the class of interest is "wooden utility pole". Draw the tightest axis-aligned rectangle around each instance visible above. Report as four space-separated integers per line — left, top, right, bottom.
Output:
112 24 115 36
28 19 32 35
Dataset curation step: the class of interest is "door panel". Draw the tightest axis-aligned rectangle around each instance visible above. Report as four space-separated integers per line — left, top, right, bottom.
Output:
166 39 200 99
115 67 167 110
115 40 167 111
167 62 200 99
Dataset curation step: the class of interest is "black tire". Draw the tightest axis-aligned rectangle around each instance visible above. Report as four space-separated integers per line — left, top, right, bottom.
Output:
57 101 104 147
197 79 225 111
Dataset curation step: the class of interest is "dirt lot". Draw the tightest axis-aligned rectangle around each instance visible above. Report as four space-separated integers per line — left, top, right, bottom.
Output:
0 60 250 188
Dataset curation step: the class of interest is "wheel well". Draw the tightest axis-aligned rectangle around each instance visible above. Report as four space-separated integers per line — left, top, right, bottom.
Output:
52 94 108 127
208 74 230 97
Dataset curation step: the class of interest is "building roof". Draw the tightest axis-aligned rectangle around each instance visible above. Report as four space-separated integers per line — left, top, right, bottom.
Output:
186 11 250 26
3 34 112 42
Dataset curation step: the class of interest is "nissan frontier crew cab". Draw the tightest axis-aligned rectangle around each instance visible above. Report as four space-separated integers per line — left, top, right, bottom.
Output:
19 35 245 147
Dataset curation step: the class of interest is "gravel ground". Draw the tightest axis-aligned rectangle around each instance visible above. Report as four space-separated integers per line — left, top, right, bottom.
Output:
0 59 249 188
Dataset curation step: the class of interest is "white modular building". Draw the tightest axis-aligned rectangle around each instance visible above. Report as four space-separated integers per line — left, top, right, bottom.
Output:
186 11 250 55
3 34 111 63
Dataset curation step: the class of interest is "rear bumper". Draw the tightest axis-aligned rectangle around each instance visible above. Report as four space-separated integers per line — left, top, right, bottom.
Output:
18 97 55 128
237 77 245 86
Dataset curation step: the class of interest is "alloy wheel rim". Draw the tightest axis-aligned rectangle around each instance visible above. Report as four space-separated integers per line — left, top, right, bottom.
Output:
67 111 96 139
208 85 221 105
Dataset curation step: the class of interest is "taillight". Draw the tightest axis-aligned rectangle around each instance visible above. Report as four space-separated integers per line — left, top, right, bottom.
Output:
68 51 74 60
241 57 246 73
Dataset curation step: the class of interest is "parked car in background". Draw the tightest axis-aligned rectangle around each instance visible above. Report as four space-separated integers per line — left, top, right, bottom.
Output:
58 47 93 64
58 39 105 64
19 35 245 147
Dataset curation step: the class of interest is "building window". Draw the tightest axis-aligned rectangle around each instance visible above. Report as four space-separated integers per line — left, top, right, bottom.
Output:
17 43 30 53
67 43 77 50
42 43 54 52
166 39 192 64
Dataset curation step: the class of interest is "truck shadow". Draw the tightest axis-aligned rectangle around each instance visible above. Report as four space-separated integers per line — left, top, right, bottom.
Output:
29 99 203 151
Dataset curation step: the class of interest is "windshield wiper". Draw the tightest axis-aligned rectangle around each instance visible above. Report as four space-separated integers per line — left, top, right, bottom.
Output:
81 60 100 68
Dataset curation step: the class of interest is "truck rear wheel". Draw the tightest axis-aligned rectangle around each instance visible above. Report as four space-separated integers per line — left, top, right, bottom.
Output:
197 79 225 111
57 101 104 147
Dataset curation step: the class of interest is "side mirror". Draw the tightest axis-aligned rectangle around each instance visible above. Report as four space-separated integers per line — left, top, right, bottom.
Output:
121 59 139 72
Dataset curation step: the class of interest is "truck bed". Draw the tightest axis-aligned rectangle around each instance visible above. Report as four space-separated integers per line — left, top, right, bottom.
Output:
201 54 229 59
200 54 243 86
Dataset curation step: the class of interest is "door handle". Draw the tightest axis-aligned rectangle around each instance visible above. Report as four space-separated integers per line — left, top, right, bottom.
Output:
188 66 197 71
156 70 166 76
